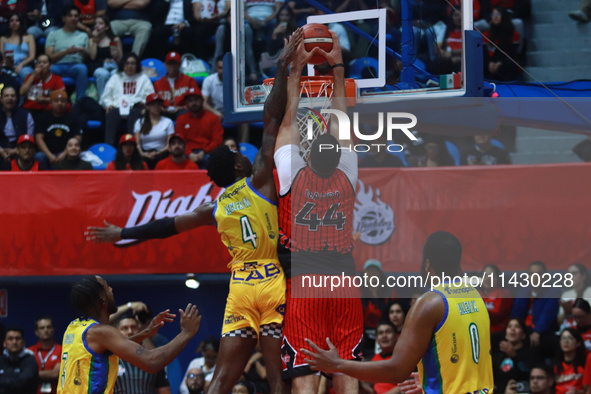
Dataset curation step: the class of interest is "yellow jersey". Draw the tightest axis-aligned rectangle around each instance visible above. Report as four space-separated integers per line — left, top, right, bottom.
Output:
57 318 119 394
417 281 494 394
214 177 279 269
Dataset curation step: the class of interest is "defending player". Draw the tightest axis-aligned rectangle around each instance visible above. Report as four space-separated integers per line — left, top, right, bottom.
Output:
273 31 364 393
85 30 316 394
58 275 201 393
301 231 494 394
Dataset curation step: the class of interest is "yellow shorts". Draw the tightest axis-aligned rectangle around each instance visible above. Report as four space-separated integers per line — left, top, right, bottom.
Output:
222 260 286 336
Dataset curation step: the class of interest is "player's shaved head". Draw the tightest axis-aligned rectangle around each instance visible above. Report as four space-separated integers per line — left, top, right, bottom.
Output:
421 231 462 276
207 145 239 187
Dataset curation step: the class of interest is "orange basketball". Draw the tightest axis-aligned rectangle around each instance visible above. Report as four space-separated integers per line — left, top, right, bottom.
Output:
302 23 333 65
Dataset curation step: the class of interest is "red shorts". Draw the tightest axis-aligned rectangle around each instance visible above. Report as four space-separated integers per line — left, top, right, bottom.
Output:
281 275 364 378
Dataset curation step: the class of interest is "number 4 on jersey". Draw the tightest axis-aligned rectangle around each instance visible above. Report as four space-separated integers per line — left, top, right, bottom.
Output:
240 216 257 248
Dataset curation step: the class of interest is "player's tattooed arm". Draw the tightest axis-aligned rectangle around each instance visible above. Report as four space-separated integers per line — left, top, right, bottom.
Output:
136 345 145 355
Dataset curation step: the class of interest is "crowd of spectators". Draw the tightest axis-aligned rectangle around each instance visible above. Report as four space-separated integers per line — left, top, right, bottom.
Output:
0 0 531 173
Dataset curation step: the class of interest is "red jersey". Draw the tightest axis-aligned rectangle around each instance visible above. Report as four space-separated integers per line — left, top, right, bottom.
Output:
175 110 223 154
22 74 66 111
155 156 198 170
28 341 63 394
481 288 514 333
291 166 355 253
153 74 200 107
554 361 584 394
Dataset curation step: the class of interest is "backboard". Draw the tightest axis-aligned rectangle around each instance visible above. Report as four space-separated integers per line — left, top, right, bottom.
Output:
223 0 483 123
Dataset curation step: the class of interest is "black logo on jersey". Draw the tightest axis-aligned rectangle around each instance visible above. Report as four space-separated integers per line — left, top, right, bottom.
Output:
451 354 459 363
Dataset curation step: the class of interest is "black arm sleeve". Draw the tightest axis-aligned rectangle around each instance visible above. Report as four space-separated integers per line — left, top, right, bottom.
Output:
120 217 179 240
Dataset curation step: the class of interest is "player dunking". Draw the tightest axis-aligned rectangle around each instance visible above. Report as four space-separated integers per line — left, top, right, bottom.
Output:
302 231 494 394
273 31 364 393
85 31 315 394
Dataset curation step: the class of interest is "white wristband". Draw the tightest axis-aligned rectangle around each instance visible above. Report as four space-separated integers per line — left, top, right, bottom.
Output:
127 302 132 309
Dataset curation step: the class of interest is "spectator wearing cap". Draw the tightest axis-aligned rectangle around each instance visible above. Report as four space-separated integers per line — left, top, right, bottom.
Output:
201 55 224 121
1 134 47 171
107 0 151 57
45 5 90 102
21 54 66 121
153 51 200 120
134 93 174 169
106 133 148 170
175 87 223 168
149 0 196 60
34 90 82 166
155 134 198 170
54 136 93 170
0 85 34 160
100 52 154 146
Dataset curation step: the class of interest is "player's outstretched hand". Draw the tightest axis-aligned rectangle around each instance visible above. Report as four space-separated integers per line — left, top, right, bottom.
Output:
301 338 341 373
278 27 303 66
179 303 202 337
85 220 122 243
315 30 343 67
398 372 423 394
143 309 176 338
292 41 320 73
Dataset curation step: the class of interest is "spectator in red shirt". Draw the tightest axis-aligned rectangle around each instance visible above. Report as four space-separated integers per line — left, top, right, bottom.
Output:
20 54 66 121
106 133 148 170
364 320 399 394
480 263 514 334
27 317 62 394
155 134 198 170
483 6 521 81
554 328 586 394
153 52 200 120
0 133 47 171
175 87 223 168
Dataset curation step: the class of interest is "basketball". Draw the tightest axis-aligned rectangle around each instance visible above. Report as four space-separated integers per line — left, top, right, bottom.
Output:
302 23 333 65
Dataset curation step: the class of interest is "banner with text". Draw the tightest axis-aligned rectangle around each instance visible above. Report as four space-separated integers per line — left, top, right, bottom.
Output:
1 164 589 276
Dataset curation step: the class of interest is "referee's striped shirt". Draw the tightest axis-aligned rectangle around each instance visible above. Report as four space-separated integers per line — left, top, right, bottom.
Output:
113 359 170 394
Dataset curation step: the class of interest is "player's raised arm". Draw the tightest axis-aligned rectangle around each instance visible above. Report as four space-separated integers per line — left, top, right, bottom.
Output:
249 29 302 196
86 303 202 374
85 201 215 243
316 31 348 147
301 291 445 384
275 42 318 151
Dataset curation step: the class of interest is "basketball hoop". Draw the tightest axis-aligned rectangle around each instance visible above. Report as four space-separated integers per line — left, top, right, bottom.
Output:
261 76 357 159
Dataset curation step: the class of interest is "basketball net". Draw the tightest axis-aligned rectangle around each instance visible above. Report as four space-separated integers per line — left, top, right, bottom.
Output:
262 76 356 160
